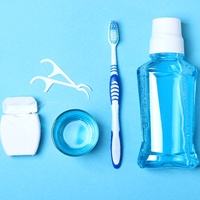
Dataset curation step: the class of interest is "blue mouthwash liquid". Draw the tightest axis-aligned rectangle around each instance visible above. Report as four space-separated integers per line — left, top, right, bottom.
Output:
137 53 199 168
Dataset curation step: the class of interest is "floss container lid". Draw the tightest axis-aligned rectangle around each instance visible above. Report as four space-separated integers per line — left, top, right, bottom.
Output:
2 97 38 114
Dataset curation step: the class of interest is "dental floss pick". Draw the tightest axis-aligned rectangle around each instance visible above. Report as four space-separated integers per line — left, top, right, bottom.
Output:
30 59 91 99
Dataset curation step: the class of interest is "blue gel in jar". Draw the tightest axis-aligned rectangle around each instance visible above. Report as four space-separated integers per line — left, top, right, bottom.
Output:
52 109 99 156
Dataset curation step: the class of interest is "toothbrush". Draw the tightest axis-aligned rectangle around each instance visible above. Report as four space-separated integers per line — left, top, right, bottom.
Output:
108 20 122 168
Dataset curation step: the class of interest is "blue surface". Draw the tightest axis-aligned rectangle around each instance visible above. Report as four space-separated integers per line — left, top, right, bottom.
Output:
1 1 200 200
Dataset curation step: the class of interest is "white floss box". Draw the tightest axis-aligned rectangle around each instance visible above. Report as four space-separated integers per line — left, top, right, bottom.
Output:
0 97 41 156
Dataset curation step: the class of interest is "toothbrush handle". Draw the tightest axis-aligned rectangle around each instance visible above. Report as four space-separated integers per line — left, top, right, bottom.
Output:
110 64 122 168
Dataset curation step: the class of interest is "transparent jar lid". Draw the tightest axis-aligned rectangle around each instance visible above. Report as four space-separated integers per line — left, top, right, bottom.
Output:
52 109 99 156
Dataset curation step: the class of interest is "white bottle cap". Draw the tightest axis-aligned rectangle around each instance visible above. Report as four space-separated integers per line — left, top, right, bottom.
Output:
149 17 184 54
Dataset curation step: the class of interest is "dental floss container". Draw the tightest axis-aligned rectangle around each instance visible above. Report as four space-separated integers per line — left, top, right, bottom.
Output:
0 97 41 156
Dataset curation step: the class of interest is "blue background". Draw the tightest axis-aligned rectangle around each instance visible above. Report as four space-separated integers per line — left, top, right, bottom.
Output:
0 1 200 200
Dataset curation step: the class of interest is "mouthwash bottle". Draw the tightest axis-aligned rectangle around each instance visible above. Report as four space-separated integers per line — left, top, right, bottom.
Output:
137 17 199 168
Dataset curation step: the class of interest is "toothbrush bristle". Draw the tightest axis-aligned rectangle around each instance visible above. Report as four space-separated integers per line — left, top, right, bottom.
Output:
108 21 119 45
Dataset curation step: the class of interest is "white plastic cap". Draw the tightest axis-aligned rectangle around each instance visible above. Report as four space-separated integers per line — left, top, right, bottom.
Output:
2 97 38 114
149 17 184 54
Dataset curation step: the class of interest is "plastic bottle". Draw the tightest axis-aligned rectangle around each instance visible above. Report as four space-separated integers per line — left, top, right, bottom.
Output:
137 17 199 168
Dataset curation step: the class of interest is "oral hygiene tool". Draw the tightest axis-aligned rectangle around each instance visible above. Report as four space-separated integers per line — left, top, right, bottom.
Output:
30 59 91 99
108 20 122 168
0 97 41 156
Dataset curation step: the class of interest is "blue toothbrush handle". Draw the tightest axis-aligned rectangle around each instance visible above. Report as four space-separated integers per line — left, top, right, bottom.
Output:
110 64 122 168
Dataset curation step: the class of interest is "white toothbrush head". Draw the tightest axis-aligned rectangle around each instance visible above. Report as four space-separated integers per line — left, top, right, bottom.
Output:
108 20 119 46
